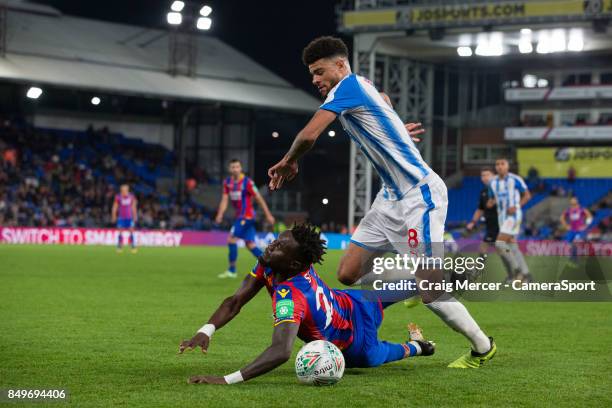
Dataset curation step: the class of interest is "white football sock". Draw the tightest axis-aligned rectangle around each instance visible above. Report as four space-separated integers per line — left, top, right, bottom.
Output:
495 241 518 274
509 242 530 275
425 296 491 353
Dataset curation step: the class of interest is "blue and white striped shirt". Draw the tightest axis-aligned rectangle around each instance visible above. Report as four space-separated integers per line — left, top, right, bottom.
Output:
320 74 432 201
488 173 528 219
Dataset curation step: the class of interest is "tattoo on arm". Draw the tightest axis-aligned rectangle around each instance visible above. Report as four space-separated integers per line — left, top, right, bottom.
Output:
285 134 315 163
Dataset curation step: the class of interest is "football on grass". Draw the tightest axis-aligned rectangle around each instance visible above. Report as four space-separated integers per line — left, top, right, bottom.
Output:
295 340 345 386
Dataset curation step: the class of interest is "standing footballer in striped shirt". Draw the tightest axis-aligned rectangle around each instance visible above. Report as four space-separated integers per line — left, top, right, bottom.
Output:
111 184 138 253
266 36 496 368
488 158 532 283
215 159 275 279
560 196 592 265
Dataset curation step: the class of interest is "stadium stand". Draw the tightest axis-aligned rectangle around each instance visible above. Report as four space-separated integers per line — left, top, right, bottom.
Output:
0 118 218 230
447 174 612 240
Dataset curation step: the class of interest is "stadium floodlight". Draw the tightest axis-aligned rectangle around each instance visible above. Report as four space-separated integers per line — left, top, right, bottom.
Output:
536 30 551 54
457 46 472 57
171 1 185 12
272 131 279 138
196 17 212 30
91 96 101 106
475 32 503 57
537 78 549 88
200 5 212 16
518 40 533 54
518 28 533 53
523 74 537 88
568 28 584 52
328 130 336 137
550 29 567 53
322 198 329 205
26 86 42 99
167 11 182 25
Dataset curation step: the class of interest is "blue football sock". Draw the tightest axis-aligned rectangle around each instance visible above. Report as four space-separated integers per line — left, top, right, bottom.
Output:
228 243 238 273
405 341 421 357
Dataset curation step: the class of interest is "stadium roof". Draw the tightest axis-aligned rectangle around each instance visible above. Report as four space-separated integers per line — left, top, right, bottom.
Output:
0 2 321 112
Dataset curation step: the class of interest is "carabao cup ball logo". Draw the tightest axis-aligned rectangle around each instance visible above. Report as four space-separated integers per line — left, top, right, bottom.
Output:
295 340 345 386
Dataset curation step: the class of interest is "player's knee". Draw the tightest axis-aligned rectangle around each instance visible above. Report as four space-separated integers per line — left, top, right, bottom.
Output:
337 263 358 286
495 240 508 251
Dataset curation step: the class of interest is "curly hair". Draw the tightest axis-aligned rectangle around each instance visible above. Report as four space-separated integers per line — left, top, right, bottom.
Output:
291 223 326 265
302 36 349 66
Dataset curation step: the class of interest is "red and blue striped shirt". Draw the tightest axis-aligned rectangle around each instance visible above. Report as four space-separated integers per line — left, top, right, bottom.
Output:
250 263 356 351
223 174 256 220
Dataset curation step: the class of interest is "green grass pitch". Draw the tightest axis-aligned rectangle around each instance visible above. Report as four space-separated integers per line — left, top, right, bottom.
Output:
1 245 611 407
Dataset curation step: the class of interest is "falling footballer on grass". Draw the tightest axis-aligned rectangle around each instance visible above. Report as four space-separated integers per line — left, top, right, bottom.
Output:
295 340 345 386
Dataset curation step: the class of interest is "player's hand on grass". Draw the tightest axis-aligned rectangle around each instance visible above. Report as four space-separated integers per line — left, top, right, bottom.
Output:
267 159 298 191
189 375 227 385
178 332 210 354
405 122 425 142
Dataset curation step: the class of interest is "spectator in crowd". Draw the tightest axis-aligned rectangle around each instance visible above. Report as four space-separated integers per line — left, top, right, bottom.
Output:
0 120 214 230
567 166 576 183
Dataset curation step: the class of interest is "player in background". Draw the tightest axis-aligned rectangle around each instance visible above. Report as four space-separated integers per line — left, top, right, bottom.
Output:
215 159 275 279
466 167 515 283
266 36 495 368
179 224 435 385
560 196 592 265
111 184 138 253
488 158 532 283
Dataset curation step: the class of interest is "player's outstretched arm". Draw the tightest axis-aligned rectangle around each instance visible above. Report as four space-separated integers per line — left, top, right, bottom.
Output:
467 208 483 230
268 109 336 191
132 198 138 223
519 189 531 207
254 191 275 225
215 192 229 224
584 208 594 229
111 199 118 223
189 322 299 385
559 212 568 229
179 274 264 355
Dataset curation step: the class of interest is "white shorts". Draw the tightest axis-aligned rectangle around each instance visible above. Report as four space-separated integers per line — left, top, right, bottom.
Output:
498 212 522 236
351 173 448 257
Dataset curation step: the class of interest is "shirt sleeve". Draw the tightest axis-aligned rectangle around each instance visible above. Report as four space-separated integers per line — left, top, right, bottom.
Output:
319 75 363 115
222 179 229 195
272 285 306 326
249 262 266 283
516 177 527 194
246 178 258 196
514 176 528 193
487 183 495 199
